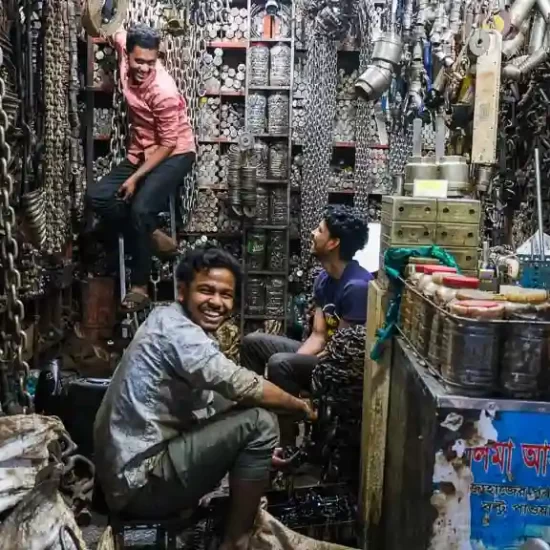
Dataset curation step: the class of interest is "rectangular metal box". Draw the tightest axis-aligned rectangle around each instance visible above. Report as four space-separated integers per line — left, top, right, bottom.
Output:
381 339 550 550
436 222 480 248
436 198 481 224
381 219 437 246
381 196 438 222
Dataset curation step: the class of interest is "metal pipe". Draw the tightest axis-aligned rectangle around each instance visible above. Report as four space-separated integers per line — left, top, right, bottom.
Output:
503 18 531 58
529 11 546 52
537 0 550 22
509 0 537 29
534 148 546 260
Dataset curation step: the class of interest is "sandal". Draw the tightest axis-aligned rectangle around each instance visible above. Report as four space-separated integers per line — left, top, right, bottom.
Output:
121 291 151 312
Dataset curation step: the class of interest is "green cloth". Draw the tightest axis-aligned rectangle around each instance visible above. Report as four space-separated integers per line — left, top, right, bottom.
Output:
370 246 459 361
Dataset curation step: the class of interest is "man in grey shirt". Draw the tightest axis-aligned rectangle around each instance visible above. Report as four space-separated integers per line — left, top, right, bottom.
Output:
94 247 314 550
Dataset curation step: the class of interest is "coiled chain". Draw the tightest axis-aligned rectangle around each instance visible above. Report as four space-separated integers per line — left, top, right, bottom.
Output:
300 31 337 271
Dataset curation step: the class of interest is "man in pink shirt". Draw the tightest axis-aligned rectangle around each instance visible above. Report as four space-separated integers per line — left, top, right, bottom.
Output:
86 24 195 311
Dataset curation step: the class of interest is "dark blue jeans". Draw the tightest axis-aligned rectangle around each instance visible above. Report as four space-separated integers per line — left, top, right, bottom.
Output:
86 153 194 286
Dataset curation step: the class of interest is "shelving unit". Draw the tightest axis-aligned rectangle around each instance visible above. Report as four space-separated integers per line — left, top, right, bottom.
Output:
238 0 295 335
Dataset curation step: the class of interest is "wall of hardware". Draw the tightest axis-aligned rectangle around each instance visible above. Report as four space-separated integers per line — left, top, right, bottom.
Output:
4 0 550 546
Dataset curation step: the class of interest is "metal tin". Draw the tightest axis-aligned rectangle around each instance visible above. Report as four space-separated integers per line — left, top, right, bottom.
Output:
501 312 549 399
444 247 479 271
436 198 481 223
436 222 480 248
381 196 437 222
404 156 439 189
265 277 285 316
381 220 437 246
247 277 265 315
441 316 500 395
438 156 472 197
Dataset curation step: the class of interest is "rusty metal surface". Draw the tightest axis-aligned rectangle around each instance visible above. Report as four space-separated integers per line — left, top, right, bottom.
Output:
81 278 116 341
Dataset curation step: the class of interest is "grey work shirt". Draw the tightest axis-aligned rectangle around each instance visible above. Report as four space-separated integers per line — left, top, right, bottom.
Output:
94 302 262 512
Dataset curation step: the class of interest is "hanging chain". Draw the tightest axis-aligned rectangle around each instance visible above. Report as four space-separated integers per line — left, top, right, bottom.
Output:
0 63 30 412
300 30 337 271
42 0 71 253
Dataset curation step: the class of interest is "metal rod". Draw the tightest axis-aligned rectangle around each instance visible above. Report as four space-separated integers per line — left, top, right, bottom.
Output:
534 148 545 260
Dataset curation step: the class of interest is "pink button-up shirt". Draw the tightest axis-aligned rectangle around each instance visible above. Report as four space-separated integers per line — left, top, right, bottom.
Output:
114 32 196 165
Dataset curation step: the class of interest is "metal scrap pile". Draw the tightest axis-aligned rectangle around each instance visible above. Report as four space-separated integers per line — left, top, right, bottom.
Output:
0 415 94 550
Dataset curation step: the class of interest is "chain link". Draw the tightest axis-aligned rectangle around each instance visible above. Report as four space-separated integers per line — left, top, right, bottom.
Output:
0 51 30 411
300 30 337 272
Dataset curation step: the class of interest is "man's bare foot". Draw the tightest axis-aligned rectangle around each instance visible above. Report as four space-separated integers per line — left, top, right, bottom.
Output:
151 229 178 257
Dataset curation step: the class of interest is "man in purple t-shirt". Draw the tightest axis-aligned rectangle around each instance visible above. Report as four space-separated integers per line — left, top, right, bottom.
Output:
241 205 372 432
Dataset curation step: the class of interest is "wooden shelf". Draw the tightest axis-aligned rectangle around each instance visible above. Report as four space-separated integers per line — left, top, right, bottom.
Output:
86 84 114 93
244 314 287 320
94 135 110 141
257 178 288 184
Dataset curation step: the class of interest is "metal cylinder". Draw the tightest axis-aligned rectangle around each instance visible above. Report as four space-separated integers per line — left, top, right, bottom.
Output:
269 42 291 86
404 156 439 194
438 155 471 196
249 44 269 86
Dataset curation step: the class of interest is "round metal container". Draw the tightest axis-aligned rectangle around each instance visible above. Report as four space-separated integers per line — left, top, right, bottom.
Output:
501 312 548 399
249 45 270 86
404 156 438 194
265 277 285 317
438 156 471 197
440 318 500 396
247 277 265 315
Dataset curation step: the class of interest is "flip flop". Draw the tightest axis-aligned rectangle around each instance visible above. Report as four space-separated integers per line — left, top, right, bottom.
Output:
121 291 150 312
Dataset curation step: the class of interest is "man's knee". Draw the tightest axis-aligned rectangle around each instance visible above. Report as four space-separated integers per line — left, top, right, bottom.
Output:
267 352 293 379
254 407 279 445
241 331 267 351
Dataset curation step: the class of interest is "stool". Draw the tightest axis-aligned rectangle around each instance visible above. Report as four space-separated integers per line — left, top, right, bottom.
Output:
118 193 178 304
93 479 199 549
110 514 197 549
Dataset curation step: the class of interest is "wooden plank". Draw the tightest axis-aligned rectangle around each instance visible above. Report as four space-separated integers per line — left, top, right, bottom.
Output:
358 279 393 549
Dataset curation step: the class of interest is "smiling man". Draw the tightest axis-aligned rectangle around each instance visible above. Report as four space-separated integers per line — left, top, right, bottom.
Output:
85 23 195 311
242 205 372 403
94 247 314 550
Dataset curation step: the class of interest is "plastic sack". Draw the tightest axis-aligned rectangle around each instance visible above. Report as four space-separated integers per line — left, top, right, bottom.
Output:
0 415 67 514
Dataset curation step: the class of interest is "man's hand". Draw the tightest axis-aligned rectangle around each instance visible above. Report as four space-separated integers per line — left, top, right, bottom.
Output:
118 177 137 201
300 399 317 422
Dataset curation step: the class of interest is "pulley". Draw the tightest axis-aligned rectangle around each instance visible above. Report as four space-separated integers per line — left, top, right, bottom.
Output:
82 0 128 38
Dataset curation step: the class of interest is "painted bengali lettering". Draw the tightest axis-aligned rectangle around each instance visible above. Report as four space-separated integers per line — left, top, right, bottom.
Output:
520 442 550 477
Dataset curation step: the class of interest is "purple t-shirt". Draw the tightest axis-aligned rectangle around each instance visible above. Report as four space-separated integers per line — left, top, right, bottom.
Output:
313 260 373 336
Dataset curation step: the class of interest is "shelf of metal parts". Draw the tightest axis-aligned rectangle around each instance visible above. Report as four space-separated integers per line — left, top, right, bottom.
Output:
244 314 287 321
198 137 238 144
257 178 288 185
201 90 245 98
207 40 248 49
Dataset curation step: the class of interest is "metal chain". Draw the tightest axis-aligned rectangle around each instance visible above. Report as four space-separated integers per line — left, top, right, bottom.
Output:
42 0 71 253
0 57 30 412
300 29 337 271
354 1 387 214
